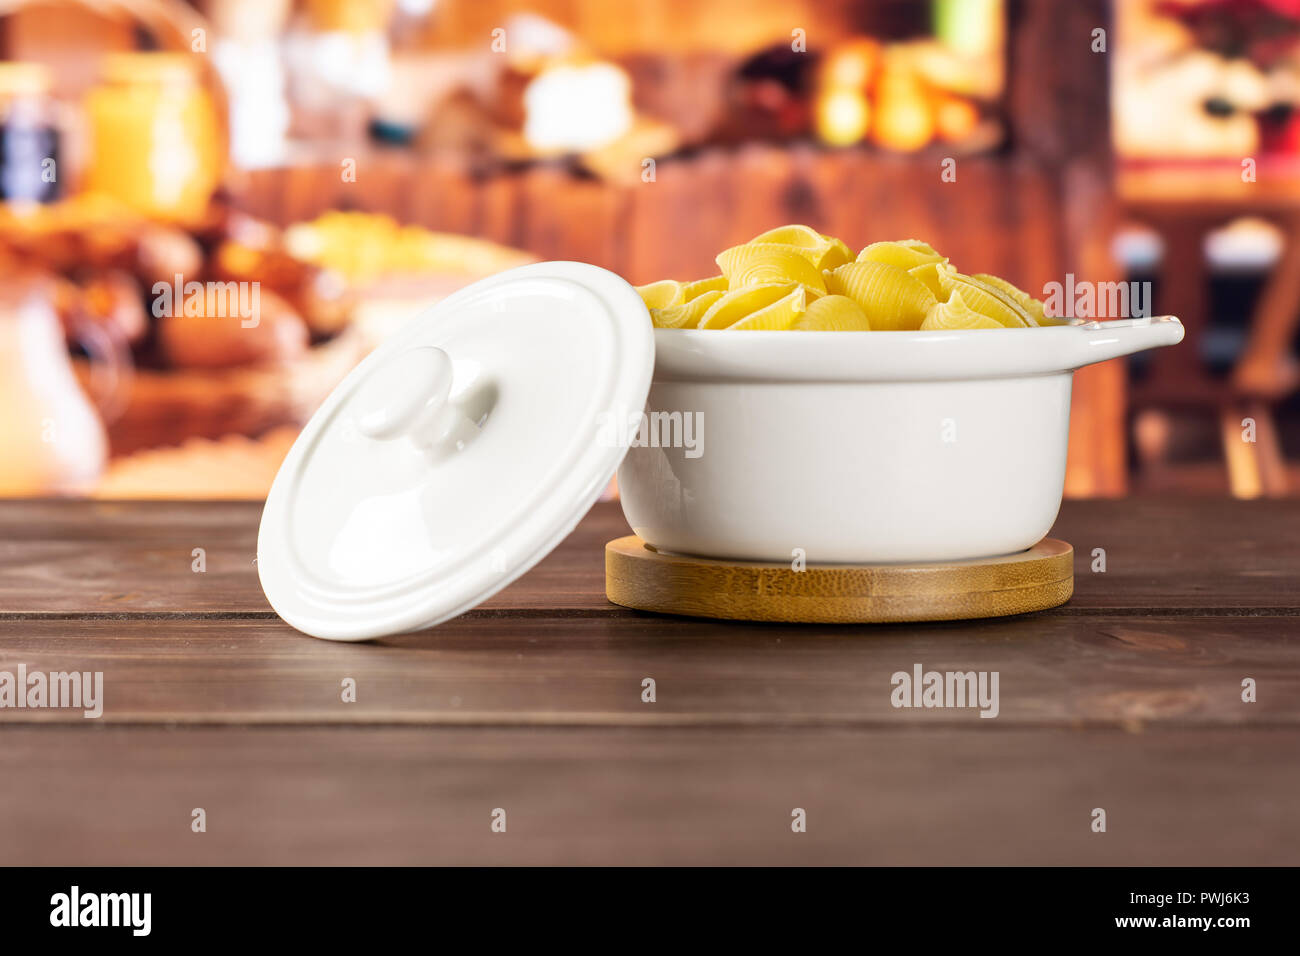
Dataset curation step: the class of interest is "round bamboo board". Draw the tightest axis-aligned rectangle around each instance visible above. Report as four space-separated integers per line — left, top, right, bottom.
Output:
605 536 1073 624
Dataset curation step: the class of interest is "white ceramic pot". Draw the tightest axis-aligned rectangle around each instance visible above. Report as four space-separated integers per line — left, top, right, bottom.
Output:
617 316 1184 564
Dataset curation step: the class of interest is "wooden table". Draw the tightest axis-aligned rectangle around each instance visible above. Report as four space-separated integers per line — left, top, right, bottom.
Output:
1 499 1297 866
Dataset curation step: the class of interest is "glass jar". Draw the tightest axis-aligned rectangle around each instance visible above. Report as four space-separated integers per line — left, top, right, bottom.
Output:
83 52 222 224
0 61 61 204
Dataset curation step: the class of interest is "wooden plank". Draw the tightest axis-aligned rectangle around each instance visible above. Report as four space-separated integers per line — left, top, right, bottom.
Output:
1049 498 1300 611
0 724 1295 865
424 158 478 236
476 170 525 251
407 155 450 230
810 148 860 248
356 150 418 219
0 613 1295 726
0 501 267 616
0 499 611 617
519 167 621 272
280 162 341 225
2 500 1298 617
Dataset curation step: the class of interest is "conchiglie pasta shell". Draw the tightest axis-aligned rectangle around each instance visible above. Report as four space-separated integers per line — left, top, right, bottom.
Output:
899 239 944 258
971 273 1047 326
635 279 685 310
651 290 723 328
857 239 947 271
920 290 1004 330
746 226 852 270
697 283 797 329
824 261 936 331
749 224 828 248
908 261 955 298
681 275 728 300
818 234 855 270
728 286 809 330
793 294 871 330
937 272 1033 328
716 243 827 293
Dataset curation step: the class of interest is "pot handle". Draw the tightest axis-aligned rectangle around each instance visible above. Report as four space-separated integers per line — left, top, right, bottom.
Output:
1063 315 1184 368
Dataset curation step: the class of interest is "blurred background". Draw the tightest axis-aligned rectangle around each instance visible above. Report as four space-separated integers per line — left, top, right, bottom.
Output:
2 0 1299 500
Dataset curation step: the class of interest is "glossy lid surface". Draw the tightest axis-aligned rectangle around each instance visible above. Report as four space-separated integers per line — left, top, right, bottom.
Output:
258 262 653 640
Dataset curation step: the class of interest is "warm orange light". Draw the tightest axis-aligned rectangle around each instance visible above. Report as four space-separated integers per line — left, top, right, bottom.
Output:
816 89 871 146
935 95 979 142
821 39 880 90
872 73 934 152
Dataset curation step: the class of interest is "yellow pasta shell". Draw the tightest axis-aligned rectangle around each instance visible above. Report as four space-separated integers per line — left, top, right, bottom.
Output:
937 272 1034 328
716 243 827 294
971 273 1048 326
747 226 847 267
634 230 1057 333
729 286 809 330
857 239 947 271
651 290 723 329
681 275 728 300
635 279 685 310
697 283 797 329
899 239 944 257
749 224 828 248
814 235 854 270
824 261 936 331
920 290 1004 330
908 261 955 298
793 294 871 330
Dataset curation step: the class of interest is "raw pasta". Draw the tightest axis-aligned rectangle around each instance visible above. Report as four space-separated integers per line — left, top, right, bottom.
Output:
634 279 686 310
681 275 728 300
650 290 723 329
920 290 1003 330
857 239 946 271
935 272 1033 328
825 261 936 331
728 286 810 330
717 243 827 294
794 294 871 330
749 224 854 271
972 273 1055 325
633 225 1053 331
698 283 798 329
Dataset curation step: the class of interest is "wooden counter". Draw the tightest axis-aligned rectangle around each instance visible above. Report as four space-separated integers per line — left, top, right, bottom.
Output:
1 498 1296 864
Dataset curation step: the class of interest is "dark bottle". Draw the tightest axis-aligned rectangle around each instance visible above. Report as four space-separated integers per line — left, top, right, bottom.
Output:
0 62 61 204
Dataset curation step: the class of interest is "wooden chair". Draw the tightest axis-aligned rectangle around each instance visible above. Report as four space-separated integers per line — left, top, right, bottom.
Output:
1121 167 1294 498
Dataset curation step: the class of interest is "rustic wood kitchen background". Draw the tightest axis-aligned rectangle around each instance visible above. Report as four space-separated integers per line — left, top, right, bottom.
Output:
1 0 1299 877
1 0 1298 500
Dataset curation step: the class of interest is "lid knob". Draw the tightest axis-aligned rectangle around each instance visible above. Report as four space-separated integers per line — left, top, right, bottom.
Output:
355 346 479 454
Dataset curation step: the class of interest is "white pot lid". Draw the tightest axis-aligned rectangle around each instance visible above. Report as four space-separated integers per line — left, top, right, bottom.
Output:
258 261 653 641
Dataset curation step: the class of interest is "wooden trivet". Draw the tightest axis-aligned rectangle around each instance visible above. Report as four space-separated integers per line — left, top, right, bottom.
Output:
605 535 1073 623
